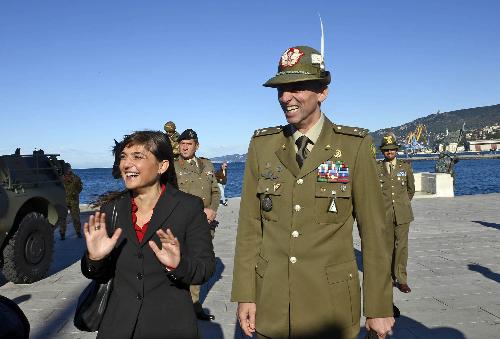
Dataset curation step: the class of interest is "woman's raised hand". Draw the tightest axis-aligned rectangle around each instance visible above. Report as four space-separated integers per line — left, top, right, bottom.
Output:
83 212 122 261
148 229 180 270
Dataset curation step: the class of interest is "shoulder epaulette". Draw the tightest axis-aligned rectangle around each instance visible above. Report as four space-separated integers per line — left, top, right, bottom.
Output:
253 126 283 138
333 124 369 137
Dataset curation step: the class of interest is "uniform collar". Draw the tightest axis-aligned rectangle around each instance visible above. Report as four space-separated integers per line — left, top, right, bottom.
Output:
292 112 325 152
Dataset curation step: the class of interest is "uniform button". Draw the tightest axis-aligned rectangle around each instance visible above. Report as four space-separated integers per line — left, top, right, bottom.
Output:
266 187 269 192
137 273 143 280
292 230 299 238
290 257 297 264
349 273 353 278
392 192 395 195
137 294 142 301
391 185 394 188
296 178 303 185
392 200 395 203
294 205 301 212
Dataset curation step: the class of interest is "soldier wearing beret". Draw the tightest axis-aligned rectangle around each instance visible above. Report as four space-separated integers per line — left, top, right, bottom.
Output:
174 128 220 321
377 133 415 294
59 162 83 240
231 45 394 339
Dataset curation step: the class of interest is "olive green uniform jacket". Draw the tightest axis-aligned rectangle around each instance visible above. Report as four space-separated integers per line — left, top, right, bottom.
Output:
231 118 393 338
377 160 415 225
174 157 220 212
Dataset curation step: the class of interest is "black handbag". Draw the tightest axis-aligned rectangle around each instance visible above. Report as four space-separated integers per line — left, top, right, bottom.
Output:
74 204 117 332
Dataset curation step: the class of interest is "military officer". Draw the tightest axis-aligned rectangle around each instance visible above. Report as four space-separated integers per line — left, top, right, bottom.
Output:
59 163 83 240
174 128 220 321
377 133 415 293
231 45 394 339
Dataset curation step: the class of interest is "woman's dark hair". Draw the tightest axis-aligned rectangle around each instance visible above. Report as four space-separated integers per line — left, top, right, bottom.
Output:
93 130 178 208
116 130 178 189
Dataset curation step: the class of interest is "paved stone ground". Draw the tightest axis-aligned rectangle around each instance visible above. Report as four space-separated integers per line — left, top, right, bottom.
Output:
1 194 499 338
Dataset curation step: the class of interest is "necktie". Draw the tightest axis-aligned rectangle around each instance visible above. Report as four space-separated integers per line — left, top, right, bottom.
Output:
295 136 311 168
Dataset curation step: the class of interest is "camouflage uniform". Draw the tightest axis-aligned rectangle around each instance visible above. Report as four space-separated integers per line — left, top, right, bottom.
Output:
60 170 83 238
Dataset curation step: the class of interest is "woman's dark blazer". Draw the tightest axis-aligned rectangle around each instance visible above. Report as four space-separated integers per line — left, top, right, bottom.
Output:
81 183 215 339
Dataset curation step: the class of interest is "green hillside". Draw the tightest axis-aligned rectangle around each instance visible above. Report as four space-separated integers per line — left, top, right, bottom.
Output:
371 104 500 149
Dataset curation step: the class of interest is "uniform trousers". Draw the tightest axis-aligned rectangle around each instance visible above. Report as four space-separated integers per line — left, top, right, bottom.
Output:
59 197 81 236
392 220 410 284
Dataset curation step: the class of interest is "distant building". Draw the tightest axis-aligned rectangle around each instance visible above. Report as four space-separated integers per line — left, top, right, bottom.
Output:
468 139 500 151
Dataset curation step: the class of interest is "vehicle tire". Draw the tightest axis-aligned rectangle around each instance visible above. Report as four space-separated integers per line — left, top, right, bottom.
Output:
1 212 54 283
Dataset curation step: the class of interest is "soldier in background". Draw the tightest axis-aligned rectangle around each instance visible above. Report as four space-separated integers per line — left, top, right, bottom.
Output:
232 45 394 339
59 162 83 240
174 128 220 321
164 121 180 159
377 133 415 294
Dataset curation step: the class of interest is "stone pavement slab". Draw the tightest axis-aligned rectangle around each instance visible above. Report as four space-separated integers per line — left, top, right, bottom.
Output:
1 194 499 338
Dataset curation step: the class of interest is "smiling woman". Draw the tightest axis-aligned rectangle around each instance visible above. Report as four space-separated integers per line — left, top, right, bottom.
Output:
79 130 215 339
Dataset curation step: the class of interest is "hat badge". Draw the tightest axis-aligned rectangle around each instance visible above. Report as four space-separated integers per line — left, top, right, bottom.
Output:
280 47 304 68
384 135 394 144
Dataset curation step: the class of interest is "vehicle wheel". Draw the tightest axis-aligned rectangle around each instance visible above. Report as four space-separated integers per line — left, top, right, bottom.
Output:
2 212 54 283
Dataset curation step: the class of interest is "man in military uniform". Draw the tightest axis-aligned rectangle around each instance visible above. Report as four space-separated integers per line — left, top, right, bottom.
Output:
377 133 415 293
174 128 220 321
231 46 394 339
59 163 83 240
164 120 180 159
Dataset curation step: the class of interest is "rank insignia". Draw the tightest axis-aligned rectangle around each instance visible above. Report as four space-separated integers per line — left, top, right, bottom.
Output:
261 195 273 212
317 161 350 183
273 183 281 192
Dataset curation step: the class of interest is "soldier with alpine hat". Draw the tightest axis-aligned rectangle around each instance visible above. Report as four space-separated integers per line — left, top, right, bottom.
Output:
231 44 395 338
377 132 415 294
174 128 220 321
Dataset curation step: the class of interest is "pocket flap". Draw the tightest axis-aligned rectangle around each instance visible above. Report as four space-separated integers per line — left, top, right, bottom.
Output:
315 182 351 198
325 261 357 284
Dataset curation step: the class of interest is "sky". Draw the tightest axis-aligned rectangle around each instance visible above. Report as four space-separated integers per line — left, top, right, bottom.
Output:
1 0 499 168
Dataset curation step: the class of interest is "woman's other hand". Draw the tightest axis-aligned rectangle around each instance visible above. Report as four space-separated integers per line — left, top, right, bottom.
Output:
149 229 180 270
83 212 122 261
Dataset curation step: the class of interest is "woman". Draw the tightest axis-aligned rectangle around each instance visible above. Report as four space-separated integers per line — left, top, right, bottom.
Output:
81 131 215 339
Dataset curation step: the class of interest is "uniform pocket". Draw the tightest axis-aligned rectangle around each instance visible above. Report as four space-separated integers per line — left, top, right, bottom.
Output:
325 261 361 327
257 178 283 222
314 182 352 224
255 254 269 302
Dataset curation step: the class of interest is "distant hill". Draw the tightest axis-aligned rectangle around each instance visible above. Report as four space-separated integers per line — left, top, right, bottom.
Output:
211 104 500 160
211 153 247 163
371 104 500 149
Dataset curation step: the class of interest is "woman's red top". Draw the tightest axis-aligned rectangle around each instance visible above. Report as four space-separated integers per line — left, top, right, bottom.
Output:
131 184 166 242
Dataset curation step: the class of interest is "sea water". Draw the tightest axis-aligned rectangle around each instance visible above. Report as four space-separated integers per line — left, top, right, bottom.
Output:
75 158 500 204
